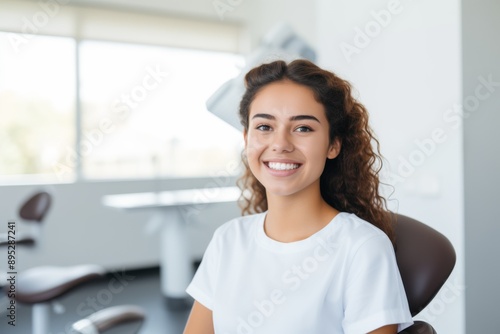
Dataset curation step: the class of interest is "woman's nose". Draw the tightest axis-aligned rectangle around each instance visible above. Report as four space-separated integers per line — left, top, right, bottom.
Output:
271 130 294 152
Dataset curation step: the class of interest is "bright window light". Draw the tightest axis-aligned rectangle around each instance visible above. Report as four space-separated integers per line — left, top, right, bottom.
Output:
0 32 76 182
79 40 244 179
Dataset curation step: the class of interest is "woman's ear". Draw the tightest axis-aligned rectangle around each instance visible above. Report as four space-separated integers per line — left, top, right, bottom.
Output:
327 138 341 159
243 129 248 147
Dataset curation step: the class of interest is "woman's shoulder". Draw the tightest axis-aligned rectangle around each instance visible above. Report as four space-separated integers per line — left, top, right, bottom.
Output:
324 213 397 271
212 212 266 241
332 212 391 247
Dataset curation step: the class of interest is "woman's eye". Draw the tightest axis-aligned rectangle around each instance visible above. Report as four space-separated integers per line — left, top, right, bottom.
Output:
256 124 272 131
295 126 313 132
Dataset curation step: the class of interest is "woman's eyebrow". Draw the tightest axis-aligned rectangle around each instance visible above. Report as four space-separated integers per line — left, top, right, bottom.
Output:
251 113 321 123
252 113 275 120
290 115 320 123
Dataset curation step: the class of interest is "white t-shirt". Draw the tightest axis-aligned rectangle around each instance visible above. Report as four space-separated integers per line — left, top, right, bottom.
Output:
186 212 413 334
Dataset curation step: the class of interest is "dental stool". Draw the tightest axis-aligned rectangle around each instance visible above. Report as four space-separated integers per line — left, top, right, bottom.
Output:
11 264 106 334
71 304 146 334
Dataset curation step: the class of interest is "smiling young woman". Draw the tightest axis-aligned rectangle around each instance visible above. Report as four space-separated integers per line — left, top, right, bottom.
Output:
244 80 341 243
183 60 413 334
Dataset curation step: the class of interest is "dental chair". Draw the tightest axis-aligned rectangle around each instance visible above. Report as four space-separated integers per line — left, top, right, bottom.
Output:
0 191 51 246
1 191 53 288
2 192 146 334
394 214 456 334
11 265 145 334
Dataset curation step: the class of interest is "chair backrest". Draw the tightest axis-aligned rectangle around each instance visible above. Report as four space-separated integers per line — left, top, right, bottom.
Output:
19 191 52 223
394 214 456 316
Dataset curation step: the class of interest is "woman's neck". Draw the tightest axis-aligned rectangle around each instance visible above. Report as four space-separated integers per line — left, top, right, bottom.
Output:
264 187 339 243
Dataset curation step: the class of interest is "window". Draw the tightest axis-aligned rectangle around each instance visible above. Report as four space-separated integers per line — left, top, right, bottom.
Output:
79 40 243 179
0 33 76 181
0 3 245 183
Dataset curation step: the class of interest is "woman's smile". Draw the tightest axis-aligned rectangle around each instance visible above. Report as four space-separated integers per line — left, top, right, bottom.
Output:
263 160 303 177
266 161 300 171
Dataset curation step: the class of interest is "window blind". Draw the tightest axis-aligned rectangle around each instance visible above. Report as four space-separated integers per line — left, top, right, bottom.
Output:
0 0 243 52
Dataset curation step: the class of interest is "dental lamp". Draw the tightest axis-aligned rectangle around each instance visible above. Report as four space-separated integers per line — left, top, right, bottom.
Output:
206 22 317 131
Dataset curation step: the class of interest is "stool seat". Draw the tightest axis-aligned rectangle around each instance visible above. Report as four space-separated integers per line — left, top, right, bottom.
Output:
14 264 106 304
72 305 146 333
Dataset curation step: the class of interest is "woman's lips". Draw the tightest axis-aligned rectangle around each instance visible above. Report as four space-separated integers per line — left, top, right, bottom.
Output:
264 161 302 175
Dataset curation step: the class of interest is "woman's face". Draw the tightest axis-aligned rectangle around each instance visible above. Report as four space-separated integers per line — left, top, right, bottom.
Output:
244 80 340 199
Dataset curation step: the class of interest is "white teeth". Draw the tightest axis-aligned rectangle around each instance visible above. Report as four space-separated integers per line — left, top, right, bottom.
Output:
268 162 300 171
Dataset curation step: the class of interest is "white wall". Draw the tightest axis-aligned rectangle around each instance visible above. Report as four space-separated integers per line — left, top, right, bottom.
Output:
316 0 464 333
462 0 500 332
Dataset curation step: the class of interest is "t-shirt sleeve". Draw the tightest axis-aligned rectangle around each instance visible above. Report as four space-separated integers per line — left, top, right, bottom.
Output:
185 227 222 310
342 234 414 334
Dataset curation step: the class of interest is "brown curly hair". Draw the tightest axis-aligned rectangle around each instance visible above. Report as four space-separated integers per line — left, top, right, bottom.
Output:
237 59 394 243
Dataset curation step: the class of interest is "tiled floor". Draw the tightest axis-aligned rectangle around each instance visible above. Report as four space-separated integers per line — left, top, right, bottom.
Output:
0 267 192 334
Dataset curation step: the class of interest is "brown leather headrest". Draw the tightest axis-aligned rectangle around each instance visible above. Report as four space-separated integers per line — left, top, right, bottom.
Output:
394 214 456 316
